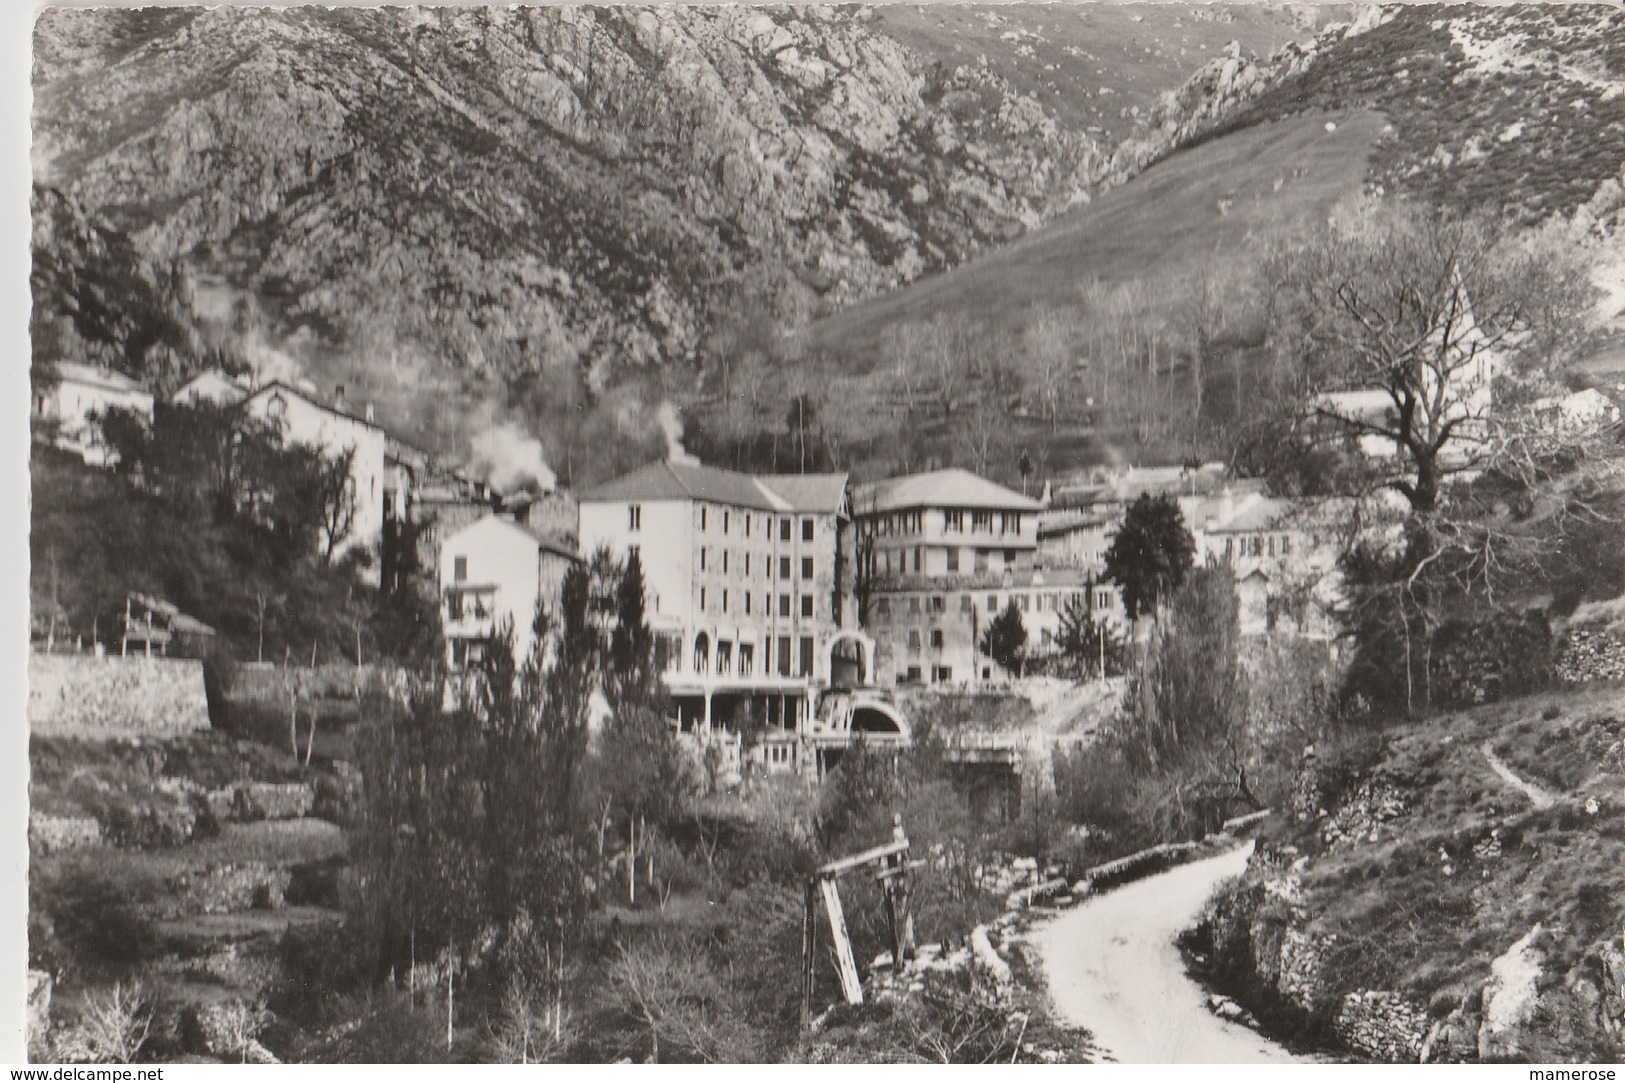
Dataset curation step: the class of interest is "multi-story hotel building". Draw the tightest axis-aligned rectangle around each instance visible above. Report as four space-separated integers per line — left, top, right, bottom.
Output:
852 469 1096 685
577 460 888 739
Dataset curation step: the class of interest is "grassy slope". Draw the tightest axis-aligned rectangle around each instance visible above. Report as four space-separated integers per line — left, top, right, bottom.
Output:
1273 683 1625 1058
803 108 1382 369
764 109 1382 481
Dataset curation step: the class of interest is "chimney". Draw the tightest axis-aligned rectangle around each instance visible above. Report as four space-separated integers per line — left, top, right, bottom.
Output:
365 401 376 424
333 384 348 414
1220 485 1235 526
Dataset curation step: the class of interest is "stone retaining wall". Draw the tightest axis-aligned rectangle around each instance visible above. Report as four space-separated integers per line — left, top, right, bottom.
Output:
29 654 210 739
1555 627 1625 683
231 662 375 701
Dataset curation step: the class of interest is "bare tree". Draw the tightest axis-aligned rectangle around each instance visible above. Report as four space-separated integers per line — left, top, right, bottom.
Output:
1263 199 1597 515
960 398 1005 478
1022 304 1076 429
317 446 359 564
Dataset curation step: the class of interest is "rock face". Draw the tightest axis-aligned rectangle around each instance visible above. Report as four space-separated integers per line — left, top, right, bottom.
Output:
1479 924 1546 1061
32 5 1108 382
1110 4 1625 224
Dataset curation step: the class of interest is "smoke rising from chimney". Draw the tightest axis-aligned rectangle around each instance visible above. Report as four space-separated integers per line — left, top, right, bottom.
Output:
657 401 697 465
469 422 558 495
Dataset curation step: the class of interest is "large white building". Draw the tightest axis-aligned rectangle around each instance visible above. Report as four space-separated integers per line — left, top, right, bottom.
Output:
852 469 1100 685
241 382 388 583
32 362 155 465
578 459 894 741
438 514 580 671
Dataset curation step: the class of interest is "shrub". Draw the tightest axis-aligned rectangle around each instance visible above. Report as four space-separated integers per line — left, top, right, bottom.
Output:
57 981 154 1064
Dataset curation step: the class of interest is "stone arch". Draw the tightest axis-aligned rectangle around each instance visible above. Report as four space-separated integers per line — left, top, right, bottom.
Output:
826 630 875 687
849 698 909 738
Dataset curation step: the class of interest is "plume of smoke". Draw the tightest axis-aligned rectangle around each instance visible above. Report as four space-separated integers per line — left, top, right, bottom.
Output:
657 401 697 465
469 421 558 495
240 335 306 387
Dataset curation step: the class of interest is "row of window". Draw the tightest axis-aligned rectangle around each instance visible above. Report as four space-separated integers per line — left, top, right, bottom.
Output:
678 633 817 678
627 504 817 543
698 588 818 619
871 546 1022 576
873 588 1110 620
697 549 815 580
1222 533 1295 559
863 509 1026 538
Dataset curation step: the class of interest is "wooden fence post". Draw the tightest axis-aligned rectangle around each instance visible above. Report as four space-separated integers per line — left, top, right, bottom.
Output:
820 878 864 1005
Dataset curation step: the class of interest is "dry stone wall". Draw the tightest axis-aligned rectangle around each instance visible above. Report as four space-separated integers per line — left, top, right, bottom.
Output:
1555 627 1625 683
29 654 210 738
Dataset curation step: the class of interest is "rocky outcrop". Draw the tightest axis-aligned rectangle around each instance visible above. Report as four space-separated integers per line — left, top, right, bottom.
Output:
1479 924 1546 1061
1199 750 1625 1062
1108 4 1625 225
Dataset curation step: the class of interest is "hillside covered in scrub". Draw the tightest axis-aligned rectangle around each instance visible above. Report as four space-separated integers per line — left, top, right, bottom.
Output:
783 3 1625 479
1192 682 1625 1062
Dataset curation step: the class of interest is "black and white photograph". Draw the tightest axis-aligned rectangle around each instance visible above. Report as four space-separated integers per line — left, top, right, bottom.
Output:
12 0 1625 1066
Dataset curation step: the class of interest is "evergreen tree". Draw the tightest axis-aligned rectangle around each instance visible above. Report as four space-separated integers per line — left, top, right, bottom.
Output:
1103 493 1196 621
608 549 655 705
981 601 1028 677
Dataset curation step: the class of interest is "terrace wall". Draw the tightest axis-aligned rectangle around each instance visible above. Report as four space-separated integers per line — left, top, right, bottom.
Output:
29 653 211 738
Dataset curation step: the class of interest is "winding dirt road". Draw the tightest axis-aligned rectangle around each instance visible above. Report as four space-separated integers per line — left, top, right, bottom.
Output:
1031 842 1312 1063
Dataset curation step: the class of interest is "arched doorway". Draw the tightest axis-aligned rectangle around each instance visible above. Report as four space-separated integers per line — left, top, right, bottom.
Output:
826 631 874 688
693 632 710 675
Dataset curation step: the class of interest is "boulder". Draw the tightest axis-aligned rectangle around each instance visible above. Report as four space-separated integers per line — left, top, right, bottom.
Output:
1479 924 1545 1060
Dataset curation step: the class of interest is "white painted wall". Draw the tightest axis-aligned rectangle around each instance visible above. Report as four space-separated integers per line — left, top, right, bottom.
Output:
244 387 388 580
40 375 153 464
439 515 573 669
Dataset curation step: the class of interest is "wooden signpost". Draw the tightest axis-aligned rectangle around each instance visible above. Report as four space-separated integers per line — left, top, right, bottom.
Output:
802 815 916 1028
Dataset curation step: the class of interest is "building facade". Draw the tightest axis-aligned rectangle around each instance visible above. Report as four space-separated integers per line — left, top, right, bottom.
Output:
438 514 580 671
852 469 1106 684
578 460 877 737
33 362 155 465
241 382 389 582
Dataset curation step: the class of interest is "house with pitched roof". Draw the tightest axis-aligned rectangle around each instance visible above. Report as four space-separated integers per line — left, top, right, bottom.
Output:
851 468 1100 684
32 361 155 465
438 514 581 672
172 369 250 407
241 381 388 583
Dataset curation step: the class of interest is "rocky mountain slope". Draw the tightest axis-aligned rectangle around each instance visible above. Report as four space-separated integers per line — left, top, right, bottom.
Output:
32 6 1107 436
782 3 1625 480
868 2 1342 144
1117 2 1625 224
